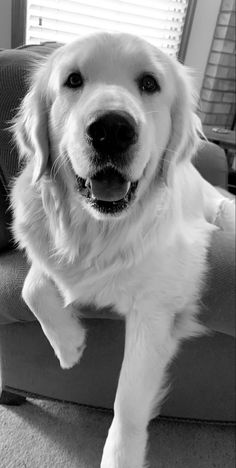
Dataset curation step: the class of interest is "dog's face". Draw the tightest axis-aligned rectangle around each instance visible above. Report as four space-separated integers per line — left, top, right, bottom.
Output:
15 33 200 220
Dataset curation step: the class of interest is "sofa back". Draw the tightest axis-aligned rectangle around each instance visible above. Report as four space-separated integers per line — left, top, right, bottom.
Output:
0 44 60 190
0 45 59 251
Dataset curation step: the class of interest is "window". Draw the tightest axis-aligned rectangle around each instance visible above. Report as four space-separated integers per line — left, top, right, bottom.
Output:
12 0 196 60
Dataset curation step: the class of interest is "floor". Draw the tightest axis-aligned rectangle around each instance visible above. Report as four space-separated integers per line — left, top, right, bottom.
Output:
0 398 235 468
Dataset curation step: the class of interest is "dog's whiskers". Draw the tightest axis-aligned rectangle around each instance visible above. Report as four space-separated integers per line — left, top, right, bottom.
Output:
50 152 66 179
144 110 161 115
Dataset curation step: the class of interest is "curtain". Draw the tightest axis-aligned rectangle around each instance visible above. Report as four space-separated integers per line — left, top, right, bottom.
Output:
26 0 189 56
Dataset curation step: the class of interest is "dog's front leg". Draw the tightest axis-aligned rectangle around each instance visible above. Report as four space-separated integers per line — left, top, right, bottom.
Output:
101 307 178 468
22 266 86 369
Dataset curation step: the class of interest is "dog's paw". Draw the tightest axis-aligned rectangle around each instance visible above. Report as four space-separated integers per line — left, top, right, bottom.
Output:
101 444 144 468
101 421 147 468
57 337 86 369
49 323 86 369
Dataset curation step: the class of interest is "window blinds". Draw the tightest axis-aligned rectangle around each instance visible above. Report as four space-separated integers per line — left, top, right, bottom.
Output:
26 0 189 56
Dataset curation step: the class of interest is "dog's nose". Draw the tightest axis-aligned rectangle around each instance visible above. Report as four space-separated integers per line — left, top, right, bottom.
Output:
86 111 137 154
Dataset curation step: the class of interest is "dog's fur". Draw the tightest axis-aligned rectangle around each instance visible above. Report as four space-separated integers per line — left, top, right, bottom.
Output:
11 33 228 467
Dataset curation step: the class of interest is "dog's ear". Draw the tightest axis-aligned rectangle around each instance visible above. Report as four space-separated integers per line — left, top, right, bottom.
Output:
163 61 202 184
13 63 50 185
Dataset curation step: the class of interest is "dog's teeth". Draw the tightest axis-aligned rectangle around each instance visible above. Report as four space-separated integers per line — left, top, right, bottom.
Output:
85 178 91 189
126 181 131 194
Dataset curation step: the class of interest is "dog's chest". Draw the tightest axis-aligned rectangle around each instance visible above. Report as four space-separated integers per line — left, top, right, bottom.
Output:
57 232 208 317
60 257 145 315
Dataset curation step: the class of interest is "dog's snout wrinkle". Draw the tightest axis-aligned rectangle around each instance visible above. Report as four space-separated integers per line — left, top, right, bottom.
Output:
86 111 138 155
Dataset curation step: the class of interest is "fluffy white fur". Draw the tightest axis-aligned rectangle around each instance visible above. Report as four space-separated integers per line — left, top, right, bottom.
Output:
11 33 229 468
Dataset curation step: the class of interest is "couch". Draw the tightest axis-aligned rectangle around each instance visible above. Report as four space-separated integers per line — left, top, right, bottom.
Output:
0 45 235 422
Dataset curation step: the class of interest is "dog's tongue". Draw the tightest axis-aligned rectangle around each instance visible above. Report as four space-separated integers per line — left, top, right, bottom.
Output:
88 168 130 202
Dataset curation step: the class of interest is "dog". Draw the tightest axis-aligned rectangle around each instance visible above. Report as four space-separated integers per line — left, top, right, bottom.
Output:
11 32 231 468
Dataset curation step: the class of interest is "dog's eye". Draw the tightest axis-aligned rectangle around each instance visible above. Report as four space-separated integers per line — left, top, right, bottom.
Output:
64 72 84 89
138 74 160 94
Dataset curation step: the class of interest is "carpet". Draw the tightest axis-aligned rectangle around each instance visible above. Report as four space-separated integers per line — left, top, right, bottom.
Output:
0 398 235 468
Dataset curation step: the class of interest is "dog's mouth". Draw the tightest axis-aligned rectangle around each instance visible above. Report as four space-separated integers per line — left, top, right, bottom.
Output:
75 166 138 214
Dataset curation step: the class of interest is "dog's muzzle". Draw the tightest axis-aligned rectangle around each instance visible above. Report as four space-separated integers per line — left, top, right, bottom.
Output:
86 111 138 156
74 111 139 216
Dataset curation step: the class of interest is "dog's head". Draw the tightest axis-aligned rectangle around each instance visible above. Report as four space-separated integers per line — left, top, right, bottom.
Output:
14 32 201 220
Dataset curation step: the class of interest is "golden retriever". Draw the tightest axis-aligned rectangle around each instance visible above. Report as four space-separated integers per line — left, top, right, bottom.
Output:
11 32 233 468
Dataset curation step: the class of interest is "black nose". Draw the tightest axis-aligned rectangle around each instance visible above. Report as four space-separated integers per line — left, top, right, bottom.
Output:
86 111 137 154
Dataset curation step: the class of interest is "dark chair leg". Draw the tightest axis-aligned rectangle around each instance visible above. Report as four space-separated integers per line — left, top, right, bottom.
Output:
0 390 26 405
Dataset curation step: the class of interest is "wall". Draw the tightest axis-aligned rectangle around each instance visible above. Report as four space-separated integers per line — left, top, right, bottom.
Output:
185 0 222 93
0 0 12 48
200 0 235 128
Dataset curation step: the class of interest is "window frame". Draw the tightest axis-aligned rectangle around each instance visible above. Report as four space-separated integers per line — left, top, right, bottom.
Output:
11 0 197 62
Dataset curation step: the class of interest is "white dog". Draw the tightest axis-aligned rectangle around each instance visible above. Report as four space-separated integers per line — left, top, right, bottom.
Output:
11 32 231 468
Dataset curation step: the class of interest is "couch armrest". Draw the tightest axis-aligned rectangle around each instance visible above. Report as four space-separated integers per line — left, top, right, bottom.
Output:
201 231 235 338
194 141 228 189
200 195 235 338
